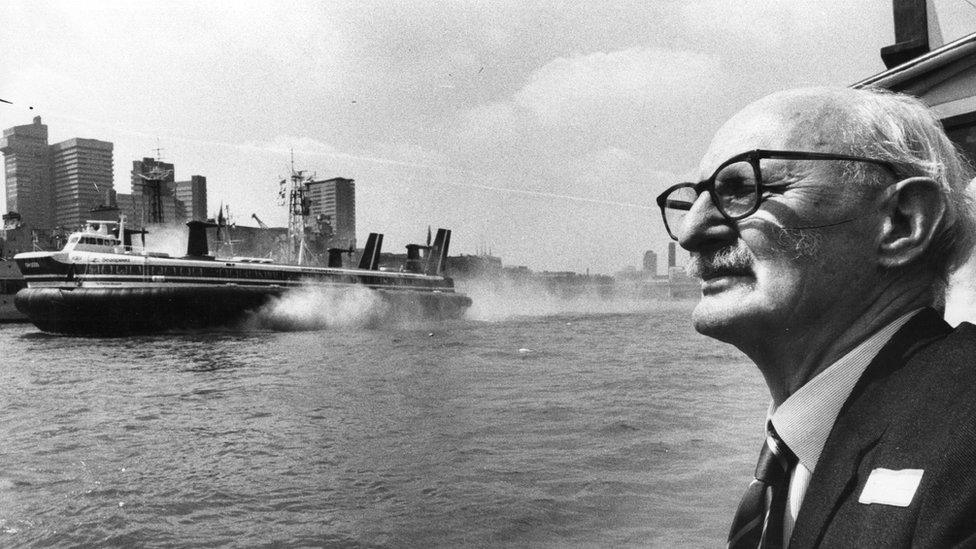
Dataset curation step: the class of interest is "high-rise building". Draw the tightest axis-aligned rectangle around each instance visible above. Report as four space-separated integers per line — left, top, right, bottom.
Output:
0 117 54 230
89 188 121 222
115 193 140 226
642 250 658 275
131 157 177 224
305 177 356 247
173 175 207 221
50 138 114 230
2 117 212 233
1 119 116 231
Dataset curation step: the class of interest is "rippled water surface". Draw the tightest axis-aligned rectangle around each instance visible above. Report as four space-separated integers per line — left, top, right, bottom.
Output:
0 298 767 547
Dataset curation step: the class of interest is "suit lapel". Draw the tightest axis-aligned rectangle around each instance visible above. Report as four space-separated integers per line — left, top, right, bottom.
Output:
789 308 951 547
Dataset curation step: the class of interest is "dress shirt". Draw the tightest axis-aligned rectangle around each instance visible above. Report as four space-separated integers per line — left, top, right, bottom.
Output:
768 309 921 547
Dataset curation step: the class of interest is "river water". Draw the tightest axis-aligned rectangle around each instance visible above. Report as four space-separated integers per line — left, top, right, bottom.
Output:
0 287 768 547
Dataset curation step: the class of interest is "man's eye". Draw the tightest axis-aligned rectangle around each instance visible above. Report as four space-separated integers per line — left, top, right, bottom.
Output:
761 180 791 194
716 177 756 196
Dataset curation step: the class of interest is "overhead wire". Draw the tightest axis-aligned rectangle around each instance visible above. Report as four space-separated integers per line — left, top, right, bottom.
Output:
26 109 655 212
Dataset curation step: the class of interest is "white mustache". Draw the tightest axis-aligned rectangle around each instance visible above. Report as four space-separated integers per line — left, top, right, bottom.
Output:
688 246 753 279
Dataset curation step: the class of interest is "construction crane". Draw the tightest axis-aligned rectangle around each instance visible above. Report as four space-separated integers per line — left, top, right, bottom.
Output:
251 213 269 229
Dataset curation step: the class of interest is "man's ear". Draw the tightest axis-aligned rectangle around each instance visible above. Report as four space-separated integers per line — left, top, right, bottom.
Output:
877 176 947 268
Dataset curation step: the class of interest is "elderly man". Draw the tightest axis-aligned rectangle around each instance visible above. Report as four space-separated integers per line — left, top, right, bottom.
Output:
656 86 976 548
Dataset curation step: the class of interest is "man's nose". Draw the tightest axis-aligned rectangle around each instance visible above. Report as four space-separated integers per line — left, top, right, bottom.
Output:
677 192 735 251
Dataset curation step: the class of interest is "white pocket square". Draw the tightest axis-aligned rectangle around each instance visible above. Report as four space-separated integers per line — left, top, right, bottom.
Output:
858 468 924 507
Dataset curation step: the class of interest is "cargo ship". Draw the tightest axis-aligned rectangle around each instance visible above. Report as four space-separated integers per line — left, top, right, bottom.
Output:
14 219 471 334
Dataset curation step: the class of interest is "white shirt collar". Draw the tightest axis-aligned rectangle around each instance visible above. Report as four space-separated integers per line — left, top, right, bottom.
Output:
769 309 922 472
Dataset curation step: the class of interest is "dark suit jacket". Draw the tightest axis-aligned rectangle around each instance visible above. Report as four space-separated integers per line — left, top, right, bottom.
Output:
789 308 976 548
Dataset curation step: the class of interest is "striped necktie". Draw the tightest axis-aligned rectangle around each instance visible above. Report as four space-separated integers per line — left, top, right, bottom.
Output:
728 427 798 549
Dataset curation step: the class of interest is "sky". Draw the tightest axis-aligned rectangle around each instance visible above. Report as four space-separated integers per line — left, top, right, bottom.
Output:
3 1 976 274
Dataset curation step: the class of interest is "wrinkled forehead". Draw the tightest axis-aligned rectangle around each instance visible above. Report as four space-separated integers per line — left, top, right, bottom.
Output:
699 91 848 178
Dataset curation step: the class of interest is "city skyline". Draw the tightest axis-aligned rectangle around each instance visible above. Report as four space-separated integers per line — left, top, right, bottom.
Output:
0 117 208 232
4 2 976 274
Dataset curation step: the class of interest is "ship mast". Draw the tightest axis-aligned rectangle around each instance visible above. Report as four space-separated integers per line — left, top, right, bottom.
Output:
277 150 314 265
136 146 173 224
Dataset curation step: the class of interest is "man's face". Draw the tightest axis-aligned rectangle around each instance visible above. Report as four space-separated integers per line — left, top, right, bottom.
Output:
677 98 882 347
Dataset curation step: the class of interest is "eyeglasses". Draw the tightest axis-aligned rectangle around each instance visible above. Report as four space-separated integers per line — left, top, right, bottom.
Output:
655 149 898 241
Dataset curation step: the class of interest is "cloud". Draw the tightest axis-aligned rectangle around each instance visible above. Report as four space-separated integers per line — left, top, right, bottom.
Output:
444 45 729 269
459 102 521 142
679 1 810 50
514 47 722 126
243 135 341 157
0 1 899 273
454 46 728 171
0 1 357 146
445 45 730 234
676 0 893 88
237 134 451 174
365 139 451 168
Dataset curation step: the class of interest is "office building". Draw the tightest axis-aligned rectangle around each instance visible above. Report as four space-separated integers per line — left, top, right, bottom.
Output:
173 175 208 221
1 118 115 231
50 138 114 230
114 192 139 225
2 118 212 232
305 177 356 247
0 117 54 230
643 250 658 275
131 157 177 224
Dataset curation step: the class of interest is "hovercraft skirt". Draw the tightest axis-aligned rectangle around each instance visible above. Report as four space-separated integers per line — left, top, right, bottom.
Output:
16 286 283 334
15 286 471 334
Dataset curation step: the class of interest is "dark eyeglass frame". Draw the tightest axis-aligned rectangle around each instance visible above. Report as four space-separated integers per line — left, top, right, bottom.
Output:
655 149 898 241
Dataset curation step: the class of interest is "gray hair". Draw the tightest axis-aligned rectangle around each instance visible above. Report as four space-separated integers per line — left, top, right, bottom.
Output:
786 87 976 284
